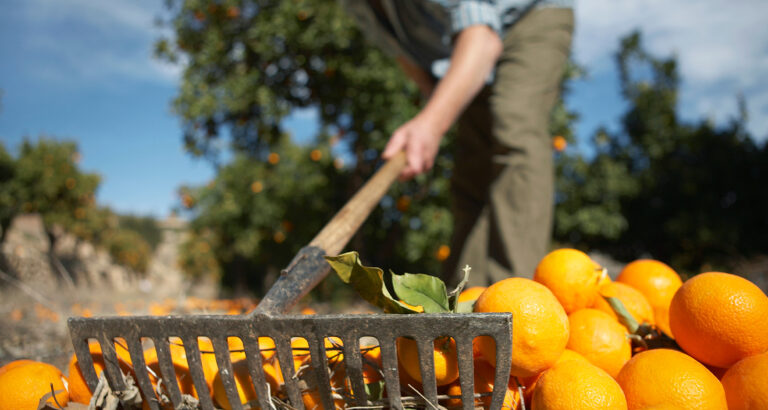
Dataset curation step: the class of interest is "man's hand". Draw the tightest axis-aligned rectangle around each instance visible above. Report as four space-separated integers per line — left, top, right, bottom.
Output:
383 24 503 180
382 113 442 180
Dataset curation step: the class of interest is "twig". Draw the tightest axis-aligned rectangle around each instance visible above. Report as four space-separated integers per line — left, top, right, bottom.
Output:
408 384 441 410
0 268 58 310
49 252 76 289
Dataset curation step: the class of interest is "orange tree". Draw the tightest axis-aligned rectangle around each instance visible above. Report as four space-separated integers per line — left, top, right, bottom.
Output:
553 32 768 272
158 0 460 293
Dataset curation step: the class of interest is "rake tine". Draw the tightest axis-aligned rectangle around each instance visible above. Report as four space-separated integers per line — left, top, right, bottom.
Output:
242 334 273 410
455 335 475 410
341 335 367 406
98 336 126 392
308 333 335 410
416 336 439 406
489 334 513 410
153 337 183 406
124 335 159 410
71 337 99 393
182 337 215 409
211 336 242 410
274 334 304 408
379 336 402 409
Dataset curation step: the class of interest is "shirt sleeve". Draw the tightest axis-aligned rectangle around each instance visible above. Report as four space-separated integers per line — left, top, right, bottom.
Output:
450 1 503 36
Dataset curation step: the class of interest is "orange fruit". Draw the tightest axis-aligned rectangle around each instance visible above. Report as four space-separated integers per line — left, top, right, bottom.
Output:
67 340 133 404
143 337 218 399
534 248 604 313
531 359 627 409
552 135 567 152
592 282 655 327
474 278 569 378
302 389 345 410
458 286 486 303
397 336 459 386
0 361 69 410
443 360 520 408
0 359 35 377
521 349 589 403
721 351 768 410
616 260 682 336
212 359 281 410
616 349 726 410
566 309 630 378
669 271 768 368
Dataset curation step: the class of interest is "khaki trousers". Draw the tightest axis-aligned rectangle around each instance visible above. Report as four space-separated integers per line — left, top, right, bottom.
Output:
442 8 574 286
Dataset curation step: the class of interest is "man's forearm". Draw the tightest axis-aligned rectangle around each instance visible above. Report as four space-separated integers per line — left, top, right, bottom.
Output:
418 25 503 135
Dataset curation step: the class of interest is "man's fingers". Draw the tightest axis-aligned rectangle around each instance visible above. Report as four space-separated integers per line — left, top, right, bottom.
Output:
382 129 408 159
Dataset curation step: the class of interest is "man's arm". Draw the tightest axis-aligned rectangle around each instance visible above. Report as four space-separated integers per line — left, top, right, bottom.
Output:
383 24 503 179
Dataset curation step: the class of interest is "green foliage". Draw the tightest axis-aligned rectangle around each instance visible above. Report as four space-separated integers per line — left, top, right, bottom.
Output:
179 228 221 279
118 214 162 251
0 142 17 241
102 229 152 274
553 32 768 273
160 0 457 293
13 137 100 242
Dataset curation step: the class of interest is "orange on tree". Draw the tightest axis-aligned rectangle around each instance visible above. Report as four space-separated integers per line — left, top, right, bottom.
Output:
0 361 69 410
534 248 604 313
474 277 569 378
67 340 134 404
616 259 681 336
616 348 726 410
443 360 520 409
566 308 631 378
592 282 655 327
531 359 627 410
397 336 459 386
669 271 768 368
212 359 281 410
720 351 768 410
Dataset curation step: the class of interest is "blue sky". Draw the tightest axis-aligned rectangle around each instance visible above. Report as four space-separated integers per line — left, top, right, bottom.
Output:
1 0 766 219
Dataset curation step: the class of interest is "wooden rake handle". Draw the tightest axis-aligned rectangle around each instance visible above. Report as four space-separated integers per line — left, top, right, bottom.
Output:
253 152 406 315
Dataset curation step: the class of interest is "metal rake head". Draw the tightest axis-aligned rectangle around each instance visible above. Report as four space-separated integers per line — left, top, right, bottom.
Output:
68 312 512 409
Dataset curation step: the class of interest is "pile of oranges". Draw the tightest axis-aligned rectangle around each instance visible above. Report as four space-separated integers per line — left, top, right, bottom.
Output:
2 248 767 409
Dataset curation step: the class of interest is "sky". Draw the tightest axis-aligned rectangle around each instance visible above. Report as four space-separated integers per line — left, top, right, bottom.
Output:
1 0 766 219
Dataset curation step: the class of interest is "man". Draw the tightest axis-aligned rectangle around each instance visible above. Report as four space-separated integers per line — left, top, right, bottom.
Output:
342 0 574 285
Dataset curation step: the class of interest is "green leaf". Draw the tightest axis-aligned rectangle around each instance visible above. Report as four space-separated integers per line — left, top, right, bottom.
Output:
390 271 450 313
455 300 475 313
364 380 385 401
447 264 472 311
325 252 417 314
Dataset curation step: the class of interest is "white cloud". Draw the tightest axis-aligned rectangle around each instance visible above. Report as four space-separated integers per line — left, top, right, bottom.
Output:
15 0 181 86
574 0 768 141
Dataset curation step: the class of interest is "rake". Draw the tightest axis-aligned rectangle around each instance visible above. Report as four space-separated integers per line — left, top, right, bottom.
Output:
67 153 513 409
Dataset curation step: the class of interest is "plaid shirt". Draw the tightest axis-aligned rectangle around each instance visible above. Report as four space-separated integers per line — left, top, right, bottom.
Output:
341 0 573 78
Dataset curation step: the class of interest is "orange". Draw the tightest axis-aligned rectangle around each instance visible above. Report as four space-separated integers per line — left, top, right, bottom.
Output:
592 282 655 327
458 286 486 303
212 359 281 410
521 349 589 403
443 360 520 409
531 359 627 409
397 336 459 386
721 351 768 410
0 361 69 410
552 135 567 152
67 340 133 404
566 309 631 378
616 349 727 410
669 272 768 368
143 337 218 399
534 248 604 313
616 259 681 336
302 389 345 410
474 278 569 378
0 359 35 377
